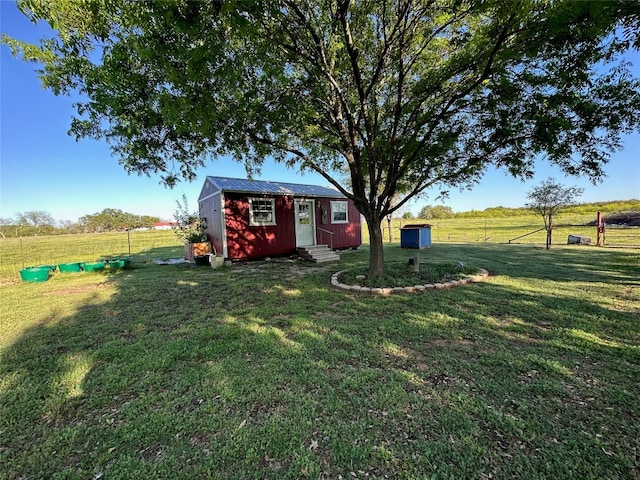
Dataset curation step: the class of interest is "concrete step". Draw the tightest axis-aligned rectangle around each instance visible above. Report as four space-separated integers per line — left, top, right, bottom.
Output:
310 250 340 258
297 245 340 263
313 254 341 263
299 244 330 252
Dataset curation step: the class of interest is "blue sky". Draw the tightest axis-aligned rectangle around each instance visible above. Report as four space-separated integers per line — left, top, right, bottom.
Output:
1 2 638 223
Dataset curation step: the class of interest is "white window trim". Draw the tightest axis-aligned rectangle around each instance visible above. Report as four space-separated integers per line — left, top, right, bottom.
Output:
331 200 348 224
249 197 277 226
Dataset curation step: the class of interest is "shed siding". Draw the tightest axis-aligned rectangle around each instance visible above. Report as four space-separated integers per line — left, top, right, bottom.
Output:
225 193 296 260
314 198 362 249
198 179 362 260
198 178 218 202
200 192 224 257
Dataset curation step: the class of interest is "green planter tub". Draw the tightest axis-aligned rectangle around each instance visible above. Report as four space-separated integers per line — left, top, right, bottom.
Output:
108 257 131 269
20 267 51 283
58 262 82 273
28 265 57 272
82 261 106 272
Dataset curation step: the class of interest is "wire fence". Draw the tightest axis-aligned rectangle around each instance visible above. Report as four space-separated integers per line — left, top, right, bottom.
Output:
0 230 182 279
600 226 640 247
375 214 640 248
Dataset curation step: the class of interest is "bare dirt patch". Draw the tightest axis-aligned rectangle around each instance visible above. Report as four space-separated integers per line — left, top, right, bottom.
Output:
228 257 337 280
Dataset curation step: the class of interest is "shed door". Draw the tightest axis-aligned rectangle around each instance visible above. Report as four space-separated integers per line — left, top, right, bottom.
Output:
294 199 315 247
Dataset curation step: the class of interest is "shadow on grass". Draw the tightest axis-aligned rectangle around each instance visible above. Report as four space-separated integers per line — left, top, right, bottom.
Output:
374 242 639 284
1 245 638 479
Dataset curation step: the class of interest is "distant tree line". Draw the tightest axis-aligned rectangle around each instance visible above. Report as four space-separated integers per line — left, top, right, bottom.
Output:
406 199 640 220
0 209 160 237
77 209 159 233
3 199 637 237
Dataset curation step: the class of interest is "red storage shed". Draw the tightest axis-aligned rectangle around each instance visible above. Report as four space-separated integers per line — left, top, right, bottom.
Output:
198 176 362 261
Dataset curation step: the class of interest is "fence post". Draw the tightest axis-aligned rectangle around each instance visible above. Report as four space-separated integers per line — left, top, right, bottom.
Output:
596 211 604 246
20 236 25 269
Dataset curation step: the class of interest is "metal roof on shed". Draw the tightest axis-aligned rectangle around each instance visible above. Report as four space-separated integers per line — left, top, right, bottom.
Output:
206 176 346 198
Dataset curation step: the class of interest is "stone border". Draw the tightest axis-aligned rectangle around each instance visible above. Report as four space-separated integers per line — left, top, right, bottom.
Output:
330 268 489 295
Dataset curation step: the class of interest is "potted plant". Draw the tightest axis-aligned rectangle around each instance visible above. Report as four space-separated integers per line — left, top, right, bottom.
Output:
173 194 211 263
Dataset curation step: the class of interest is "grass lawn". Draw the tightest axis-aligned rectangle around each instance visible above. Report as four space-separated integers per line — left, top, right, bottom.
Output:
1 232 639 479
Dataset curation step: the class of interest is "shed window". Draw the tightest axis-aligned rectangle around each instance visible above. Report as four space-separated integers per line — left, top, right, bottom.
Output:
331 201 348 224
249 198 276 226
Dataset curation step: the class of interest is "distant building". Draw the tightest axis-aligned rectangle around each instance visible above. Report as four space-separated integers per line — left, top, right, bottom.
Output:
153 221 177 230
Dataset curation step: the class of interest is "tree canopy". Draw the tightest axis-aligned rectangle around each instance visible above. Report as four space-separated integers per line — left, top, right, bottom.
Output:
16 210 55 232
419 205 455 220
5 0 640 276
526 178 584 248
0 211 58 237
78 209 159 232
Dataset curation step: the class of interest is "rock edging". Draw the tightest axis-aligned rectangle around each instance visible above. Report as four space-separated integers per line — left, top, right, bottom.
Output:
330 268 489 295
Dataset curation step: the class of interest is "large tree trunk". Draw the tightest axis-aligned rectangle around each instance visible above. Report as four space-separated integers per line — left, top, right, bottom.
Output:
366 217 385 278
